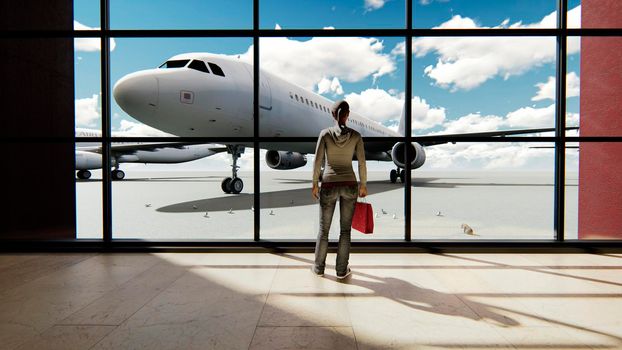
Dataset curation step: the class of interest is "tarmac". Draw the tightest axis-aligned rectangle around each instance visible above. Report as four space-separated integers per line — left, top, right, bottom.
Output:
76 170 579 240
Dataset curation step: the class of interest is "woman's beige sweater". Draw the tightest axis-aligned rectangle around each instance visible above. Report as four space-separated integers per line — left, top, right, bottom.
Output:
312 125 367 187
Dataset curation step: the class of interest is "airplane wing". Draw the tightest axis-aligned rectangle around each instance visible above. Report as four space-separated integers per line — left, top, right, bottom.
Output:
414 127 579 146
76 142 228 154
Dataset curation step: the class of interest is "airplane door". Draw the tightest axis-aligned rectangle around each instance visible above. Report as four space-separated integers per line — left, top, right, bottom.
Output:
260 75 272 111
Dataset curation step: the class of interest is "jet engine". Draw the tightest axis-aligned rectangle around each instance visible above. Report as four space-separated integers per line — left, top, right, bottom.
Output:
391 142 426 169
265 150 307 170
75 151 102 170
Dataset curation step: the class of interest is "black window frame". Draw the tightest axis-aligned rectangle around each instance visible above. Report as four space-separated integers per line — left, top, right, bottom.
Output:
4 0 622 252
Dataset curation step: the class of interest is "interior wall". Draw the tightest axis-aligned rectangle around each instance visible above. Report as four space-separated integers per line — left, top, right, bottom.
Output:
578 0 622 239
0 1 76 239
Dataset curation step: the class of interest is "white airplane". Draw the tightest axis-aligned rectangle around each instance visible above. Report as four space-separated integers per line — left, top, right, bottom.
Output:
113 52 573 194
75 128 226 180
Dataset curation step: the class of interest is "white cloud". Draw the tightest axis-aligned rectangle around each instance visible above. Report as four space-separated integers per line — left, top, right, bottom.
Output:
412 5 581 91
419 0 450 5
241 36 396 91
391 41 405 57
568 4 582 28
75 94 100 127
323 26 336 30
115 120 174 137
317 77 344 95
505 104 556 128
567 112 580 128
345 88 446 130
73 20 116 52
532 72 580 101
421 105 582 168
440 113 505 134
532 76 556 101
346 88 402 124
411 96 447 130
432 102 575 136
567 72 580 98
426 142 554 170
364 0 387 11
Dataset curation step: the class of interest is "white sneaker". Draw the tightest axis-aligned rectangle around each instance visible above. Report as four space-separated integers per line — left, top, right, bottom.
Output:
337 267 352 279
311 266 324 277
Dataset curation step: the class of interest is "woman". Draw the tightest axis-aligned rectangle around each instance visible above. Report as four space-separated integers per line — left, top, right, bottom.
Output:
311 99 367 279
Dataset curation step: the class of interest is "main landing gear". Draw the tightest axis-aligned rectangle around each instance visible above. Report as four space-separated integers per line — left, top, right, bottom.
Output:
76 168 125 180
221 145 245 194
76 170 92 180
111 160 125 180
389 167 405 183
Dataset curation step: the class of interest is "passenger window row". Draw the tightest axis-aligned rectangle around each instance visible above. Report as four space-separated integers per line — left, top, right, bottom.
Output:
289 91 331 116
286 91 386 135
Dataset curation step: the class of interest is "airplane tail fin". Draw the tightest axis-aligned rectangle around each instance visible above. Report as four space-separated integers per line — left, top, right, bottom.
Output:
398 104 406 136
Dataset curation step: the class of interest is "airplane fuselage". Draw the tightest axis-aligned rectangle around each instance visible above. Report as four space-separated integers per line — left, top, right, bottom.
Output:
113 53 401 155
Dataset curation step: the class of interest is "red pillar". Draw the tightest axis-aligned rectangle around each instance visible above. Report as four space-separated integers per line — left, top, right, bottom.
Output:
578 0 622 239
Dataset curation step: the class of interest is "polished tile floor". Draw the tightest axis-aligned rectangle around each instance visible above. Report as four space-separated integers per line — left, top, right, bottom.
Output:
0 252 621 349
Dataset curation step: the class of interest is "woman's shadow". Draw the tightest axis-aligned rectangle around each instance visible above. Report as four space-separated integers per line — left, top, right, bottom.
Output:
280 254 519 328
341 270 519 327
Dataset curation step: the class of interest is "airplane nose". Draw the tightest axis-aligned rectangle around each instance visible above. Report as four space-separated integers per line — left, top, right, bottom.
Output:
113 72 159 114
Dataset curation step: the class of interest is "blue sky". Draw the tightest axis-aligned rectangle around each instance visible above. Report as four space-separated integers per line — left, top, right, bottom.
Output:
73 0 582 170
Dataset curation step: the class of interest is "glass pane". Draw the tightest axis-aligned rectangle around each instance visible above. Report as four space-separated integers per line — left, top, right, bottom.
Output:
568 0 581 28
74 0 100 29
259 142 315 239
75 142 103 239
110 0 252 29
565 143 579 239
112 143 255 240
570 36 622 136
411 142 555 239
259 141 405 240
414 0 558 29
411 36 557 136
74 37 102 133
567 142 622 240
566 36 580 136
574 0 622 28
356 143 406 240
259 37 405 138
260 0 405 29
111 37 253 138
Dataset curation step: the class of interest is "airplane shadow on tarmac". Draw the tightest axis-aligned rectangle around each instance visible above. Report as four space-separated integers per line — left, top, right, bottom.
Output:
157 179 404 213
156 177 559 213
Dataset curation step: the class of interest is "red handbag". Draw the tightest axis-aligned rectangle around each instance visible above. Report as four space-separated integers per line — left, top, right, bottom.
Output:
352 201 374 234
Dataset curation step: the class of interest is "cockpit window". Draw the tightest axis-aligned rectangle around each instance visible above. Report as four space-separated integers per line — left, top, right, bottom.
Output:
207 62 225 77
159 60 190 68
188 60 210 73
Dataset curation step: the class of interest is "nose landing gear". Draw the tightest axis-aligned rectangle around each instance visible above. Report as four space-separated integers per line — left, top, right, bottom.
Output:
389 168 405 183
221 145 245 194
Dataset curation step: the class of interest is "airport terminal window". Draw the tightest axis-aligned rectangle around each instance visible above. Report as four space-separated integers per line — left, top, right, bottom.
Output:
159 60 190 68
207 62 225 77
188 60 210 73
63 0 622 245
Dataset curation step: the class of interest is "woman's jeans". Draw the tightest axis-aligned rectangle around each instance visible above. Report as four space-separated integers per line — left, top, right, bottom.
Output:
314 185 358 275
